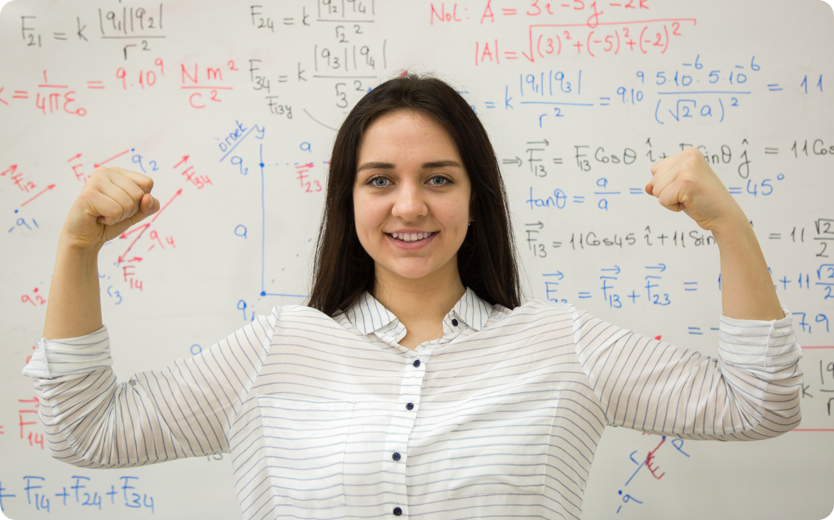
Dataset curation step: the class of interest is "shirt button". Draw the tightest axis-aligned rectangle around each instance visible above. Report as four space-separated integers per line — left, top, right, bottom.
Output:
406 402 414 410
412 359 421 368
393 507 403 516
452 318 459 326
392 452 401 461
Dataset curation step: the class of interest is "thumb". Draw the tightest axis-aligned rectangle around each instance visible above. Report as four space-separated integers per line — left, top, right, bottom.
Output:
132 192 160 222
97 193 160 240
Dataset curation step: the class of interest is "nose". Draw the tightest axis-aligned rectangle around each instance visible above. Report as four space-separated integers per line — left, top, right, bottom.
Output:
391 180 427 221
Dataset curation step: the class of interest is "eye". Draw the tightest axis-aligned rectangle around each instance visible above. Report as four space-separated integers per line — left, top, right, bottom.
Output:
367 176 389 188
429 175 451 186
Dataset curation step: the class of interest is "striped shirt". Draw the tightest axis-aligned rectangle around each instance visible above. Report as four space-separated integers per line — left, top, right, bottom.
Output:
22 287 803 520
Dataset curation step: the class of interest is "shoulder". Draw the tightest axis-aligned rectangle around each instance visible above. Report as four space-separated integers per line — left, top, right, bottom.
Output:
485 298 576 328
268 304 335 323
265 304 354 334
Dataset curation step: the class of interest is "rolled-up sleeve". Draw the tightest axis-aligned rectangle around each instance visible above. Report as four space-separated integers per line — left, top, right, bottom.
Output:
22 315 275 468
717 310 801 367
573 306 803 441
22 326 113 380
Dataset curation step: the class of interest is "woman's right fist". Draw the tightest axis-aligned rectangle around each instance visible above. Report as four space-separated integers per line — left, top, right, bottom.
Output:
61 167 160 250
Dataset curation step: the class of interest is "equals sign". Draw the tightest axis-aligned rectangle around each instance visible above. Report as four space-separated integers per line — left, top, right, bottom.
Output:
278 75 288 83
573 196 585 203
283 18 294 25
688 327 703 335
769 233 781 240
53 32 67 40
502 157 522 167
502 8 517 15
578 292 592 299
684 282 698 291
768 83 783 91
552 241 562 248
87 80 104 89
629 188 644 194
765 147 778 154
552 158 563 165
728 187 742 195
599 97 610 106
13 90 29 99
504 51 518 60
484 101 496 108
0 425 4 434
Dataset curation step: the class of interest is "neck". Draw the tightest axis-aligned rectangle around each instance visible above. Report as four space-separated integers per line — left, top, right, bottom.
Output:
372 265 466 324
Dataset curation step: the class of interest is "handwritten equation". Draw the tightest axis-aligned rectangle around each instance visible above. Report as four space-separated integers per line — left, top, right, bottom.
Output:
0 476 155 514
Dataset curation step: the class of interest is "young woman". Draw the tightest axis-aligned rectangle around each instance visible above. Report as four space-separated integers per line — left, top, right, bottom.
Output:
25 74 802 520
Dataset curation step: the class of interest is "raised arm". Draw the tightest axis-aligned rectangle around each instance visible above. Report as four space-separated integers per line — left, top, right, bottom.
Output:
571 149 802 440
43 166 159 339
27 166 273 468
645 147 783 321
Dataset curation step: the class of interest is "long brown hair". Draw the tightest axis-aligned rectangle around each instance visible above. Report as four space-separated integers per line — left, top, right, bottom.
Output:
307 73 521 315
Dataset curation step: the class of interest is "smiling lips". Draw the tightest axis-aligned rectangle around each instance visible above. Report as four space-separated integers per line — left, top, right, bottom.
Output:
386 231 438 250
389 231 435 242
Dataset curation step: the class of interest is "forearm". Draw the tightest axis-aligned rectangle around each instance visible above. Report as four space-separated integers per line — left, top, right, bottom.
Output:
712 210 784 321
42 238 104 339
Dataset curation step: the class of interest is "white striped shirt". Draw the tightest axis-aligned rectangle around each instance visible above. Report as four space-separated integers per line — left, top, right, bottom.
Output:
23 287 803 520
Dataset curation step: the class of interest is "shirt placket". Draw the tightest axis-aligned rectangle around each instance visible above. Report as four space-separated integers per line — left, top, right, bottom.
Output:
384 347 430 518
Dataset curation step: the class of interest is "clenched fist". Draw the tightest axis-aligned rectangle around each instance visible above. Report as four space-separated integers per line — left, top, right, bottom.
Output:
61 166 159 250
645 148 745 232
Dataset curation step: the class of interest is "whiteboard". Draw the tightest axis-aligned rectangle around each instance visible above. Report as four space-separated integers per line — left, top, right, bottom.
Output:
1 0 832 518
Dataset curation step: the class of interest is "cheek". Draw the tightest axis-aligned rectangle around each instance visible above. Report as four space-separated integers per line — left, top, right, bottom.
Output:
445 201 471 230
353 197 384 242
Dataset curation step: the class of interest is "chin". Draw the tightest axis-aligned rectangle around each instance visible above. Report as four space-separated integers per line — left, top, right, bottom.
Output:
386 266 436 280
377 259 445 281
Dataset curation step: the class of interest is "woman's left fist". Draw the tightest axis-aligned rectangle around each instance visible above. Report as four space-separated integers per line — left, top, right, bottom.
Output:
645 147 744 232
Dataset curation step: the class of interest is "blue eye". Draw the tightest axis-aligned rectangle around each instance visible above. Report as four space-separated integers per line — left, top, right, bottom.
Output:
369 176 388 187
430 176 450 186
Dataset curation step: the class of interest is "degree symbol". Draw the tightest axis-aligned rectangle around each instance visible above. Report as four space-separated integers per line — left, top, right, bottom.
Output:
190 344 202 355
777 173 785 181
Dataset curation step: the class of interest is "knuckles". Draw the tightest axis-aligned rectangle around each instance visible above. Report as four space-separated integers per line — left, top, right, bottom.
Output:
91 166 111 179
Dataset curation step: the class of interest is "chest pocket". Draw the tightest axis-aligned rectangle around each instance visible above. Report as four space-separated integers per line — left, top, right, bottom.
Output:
257 395 355 508
447 387 559 497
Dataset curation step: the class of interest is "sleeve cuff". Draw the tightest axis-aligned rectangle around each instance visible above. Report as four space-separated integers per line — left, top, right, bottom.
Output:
22 326 113 379
718 307 802 367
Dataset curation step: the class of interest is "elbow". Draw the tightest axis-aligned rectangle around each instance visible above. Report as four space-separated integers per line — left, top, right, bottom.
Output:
747 383 804 439
44 432 101 468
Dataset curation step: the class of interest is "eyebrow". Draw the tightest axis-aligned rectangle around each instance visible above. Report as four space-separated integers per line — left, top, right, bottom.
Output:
356 160 463 172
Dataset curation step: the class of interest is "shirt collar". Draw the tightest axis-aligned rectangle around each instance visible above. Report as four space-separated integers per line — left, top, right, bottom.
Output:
346 287 493 335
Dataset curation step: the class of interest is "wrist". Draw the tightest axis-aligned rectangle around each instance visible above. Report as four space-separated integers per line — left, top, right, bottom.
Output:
708 208 752 244
56 234 104 261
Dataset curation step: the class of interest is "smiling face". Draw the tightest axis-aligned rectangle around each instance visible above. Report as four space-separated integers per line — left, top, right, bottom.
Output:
353 109 472 288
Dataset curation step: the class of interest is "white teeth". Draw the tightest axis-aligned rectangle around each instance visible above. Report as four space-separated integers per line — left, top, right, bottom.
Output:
391 232 432 242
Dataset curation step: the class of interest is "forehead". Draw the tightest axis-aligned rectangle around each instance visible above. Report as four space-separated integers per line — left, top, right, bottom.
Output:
357 110 460 160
